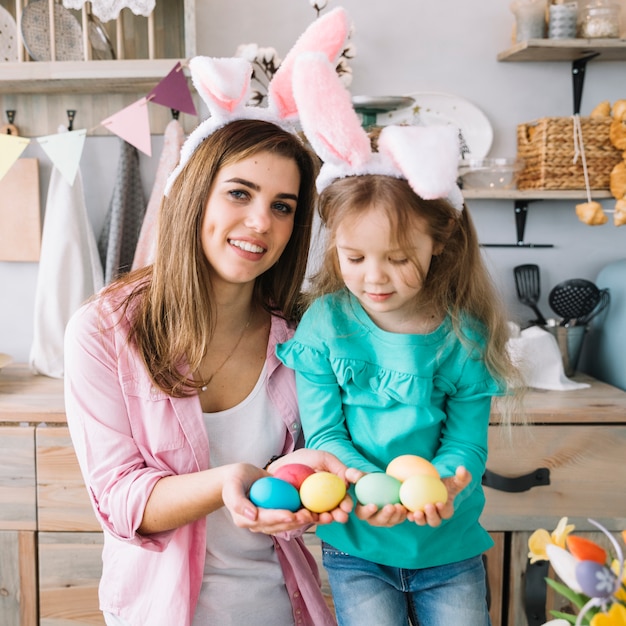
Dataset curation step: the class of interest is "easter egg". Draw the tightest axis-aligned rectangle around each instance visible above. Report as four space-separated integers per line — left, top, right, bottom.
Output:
575 560 617 598
354 473 402 508
299 472 347 513
399 474 448 512
566 535 607 564
273 463 315 489
386 454 440 482
249 476 301 512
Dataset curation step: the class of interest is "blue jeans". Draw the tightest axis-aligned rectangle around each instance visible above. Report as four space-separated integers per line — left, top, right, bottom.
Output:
321 542 491 626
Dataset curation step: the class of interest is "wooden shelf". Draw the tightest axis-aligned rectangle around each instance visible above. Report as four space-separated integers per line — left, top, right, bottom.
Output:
0 59 190 94
465 189 614 247
498 38 626 62
462 188 612 200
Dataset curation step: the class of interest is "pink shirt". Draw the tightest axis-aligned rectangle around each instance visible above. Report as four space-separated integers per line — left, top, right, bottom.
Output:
64 288 336 626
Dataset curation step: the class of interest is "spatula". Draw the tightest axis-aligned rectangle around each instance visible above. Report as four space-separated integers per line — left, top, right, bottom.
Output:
514 264 547 326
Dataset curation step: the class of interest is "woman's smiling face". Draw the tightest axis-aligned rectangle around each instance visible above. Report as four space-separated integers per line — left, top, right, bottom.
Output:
201 150 301 287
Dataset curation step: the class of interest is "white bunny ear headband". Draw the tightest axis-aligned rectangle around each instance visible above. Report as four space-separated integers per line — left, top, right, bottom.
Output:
164 7 351 196
292 52 465 212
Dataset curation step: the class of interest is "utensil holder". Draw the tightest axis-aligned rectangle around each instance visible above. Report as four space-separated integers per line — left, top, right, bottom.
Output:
546 325 587 376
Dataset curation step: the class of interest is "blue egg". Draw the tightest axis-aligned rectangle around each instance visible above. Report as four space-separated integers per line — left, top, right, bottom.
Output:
249 476 301 512
575 560 617 598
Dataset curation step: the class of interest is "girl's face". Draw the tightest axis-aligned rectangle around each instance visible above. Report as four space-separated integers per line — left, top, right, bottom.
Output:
335 205 438 328
201 151 300 289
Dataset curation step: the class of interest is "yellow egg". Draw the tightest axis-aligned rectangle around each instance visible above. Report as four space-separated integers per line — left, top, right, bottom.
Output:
399 474 448 512
299 472 347 513
386 454 440 482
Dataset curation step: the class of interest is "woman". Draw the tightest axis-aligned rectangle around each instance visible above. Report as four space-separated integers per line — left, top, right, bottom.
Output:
64 117 352 626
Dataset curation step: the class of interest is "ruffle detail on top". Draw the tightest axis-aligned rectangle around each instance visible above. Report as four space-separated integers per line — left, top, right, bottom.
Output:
277 339 491 409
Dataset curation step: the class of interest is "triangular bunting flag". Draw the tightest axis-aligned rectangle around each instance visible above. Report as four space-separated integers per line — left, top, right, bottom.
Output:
0 134 31 182
101 97 152 156
37 129 86 186
147 62 197 116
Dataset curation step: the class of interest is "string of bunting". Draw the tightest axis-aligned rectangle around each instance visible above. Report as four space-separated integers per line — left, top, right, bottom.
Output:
0 61 197 186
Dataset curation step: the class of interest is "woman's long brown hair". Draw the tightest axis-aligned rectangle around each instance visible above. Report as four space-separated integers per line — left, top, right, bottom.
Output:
99 119 318 396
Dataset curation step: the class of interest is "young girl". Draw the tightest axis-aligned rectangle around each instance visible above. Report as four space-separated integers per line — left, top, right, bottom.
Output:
276 53 521 626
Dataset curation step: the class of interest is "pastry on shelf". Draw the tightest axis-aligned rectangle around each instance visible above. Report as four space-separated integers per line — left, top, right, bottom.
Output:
590 100 611 117
612 99 626 120
610 161 626 199
609 118 626 150
614 198 626 227
575 200 608 226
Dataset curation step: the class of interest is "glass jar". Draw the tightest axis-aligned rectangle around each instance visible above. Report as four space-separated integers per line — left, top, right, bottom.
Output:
578 0 620 37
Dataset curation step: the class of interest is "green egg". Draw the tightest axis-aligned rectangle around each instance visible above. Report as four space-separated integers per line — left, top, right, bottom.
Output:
354 472 402 508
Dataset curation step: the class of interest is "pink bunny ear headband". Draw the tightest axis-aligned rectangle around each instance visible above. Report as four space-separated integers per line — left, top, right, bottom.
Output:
164 7 351 197
292 52 465 212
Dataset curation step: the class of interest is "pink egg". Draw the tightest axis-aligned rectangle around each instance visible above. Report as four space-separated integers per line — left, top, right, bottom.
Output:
273 463 315 489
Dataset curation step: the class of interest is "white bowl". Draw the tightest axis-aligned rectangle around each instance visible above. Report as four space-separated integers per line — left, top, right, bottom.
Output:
458 158 524 190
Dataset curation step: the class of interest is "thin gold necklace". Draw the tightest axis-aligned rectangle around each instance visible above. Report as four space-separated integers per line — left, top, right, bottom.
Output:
199 309 253 392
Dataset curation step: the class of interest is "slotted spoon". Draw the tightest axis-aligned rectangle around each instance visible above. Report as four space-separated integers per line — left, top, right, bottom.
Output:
548 278 602 325
514 264 547 326
577 288 610 326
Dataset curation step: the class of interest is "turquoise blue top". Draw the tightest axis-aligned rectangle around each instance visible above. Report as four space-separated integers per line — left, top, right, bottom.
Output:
276 289 502 569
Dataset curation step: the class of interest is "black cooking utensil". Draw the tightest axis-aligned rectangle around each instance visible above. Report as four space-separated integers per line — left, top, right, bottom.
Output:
548 278 602 325
514 264 547 326
577 288 610 326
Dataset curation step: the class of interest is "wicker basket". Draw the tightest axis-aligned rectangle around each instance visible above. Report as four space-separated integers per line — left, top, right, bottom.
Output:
516 116 622 190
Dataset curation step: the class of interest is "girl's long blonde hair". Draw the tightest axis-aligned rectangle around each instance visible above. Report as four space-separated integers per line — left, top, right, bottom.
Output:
99 119 318 397
309 174 524 426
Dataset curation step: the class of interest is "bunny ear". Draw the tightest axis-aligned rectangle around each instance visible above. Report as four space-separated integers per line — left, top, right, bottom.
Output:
189 56 252 117
378 125 461 202
294 52 371 168
268 7 351 120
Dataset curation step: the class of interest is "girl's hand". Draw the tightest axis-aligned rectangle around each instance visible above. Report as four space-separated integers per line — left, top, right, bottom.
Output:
408 466 472 527
354 502 409 527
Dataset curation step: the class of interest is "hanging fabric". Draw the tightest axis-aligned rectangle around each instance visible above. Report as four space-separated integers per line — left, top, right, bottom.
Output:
132 117 185 269
30 134 104 378
98 139 146 284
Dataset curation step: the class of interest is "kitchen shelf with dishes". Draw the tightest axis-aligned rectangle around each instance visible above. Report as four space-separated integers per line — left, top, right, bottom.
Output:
0 0 197 135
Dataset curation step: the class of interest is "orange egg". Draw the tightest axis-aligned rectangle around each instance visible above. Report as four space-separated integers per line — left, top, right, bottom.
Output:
386 454 440 482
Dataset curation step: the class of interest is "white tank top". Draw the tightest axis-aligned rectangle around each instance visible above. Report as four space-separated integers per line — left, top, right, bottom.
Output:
192 362 295 626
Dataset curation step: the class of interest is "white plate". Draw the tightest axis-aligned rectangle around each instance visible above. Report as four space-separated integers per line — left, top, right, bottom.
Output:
0 353 13 370
21 0 83 62
0 5 18 62
378 92 494 159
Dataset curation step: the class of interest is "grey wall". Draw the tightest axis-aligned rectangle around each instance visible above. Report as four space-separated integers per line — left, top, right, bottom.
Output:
1 0 625 367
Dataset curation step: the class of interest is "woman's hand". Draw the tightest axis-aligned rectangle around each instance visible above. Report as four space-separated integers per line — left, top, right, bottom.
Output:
222 453 362 533
268 449 356 483
408 466 472 527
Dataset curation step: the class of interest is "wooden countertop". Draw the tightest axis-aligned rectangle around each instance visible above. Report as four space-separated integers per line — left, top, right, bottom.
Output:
0 364 66 424
1 364 625 425
492 372 626 426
